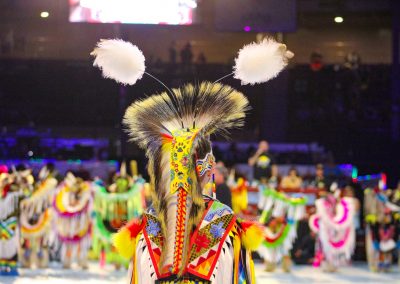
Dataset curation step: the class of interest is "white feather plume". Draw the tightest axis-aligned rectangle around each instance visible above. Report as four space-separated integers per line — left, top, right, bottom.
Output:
233 38 294 85
91 39 145 85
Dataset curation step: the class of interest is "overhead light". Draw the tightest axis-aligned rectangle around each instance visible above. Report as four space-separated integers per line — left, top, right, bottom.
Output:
334 16 343 23
40 11 49 18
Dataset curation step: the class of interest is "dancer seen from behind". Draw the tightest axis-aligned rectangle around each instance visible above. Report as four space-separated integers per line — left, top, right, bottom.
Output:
19 165 57 269
91 36 293 283
53 172 93 269
92 163 146 269
309 186 356 272
364 182 399 272
258 184 306 272
0 170 26 275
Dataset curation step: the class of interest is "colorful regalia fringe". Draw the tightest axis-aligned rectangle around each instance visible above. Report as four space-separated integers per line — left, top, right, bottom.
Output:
231 178 248 214
53 176 92 266
364 188 399 272
258 186 306 264
19 177 57 268
92 178 145 266
21 177 58 217
20 208 52 246
0 173 22 275
309 196 356 267
123 198 257 284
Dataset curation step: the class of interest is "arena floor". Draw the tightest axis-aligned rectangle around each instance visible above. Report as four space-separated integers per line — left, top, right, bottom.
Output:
0 262 399 283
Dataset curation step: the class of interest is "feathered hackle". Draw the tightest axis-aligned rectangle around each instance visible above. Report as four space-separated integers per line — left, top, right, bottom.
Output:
234 37 294 85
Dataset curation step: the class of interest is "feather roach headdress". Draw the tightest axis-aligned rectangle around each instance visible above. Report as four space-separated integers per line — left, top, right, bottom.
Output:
124 82 249 153
92 37 292 276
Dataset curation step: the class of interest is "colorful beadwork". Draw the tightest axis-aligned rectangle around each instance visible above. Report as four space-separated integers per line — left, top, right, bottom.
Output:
147 219 161 237
209 222 225 238
0 216 17 239
172 189 188 274
170 129 198 194
196 153 215 177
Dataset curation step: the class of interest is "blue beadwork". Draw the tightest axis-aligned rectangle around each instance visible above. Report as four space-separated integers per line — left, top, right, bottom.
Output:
204 205 233 222
210 222 225 238
147 219 161 236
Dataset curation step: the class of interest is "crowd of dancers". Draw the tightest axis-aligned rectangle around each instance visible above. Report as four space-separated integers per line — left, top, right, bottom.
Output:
228 150 400 274
0 163 147 275
1 159 399 277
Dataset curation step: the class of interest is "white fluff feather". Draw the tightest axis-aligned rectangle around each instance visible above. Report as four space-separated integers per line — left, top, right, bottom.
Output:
91 39 145 85
234 38 294 85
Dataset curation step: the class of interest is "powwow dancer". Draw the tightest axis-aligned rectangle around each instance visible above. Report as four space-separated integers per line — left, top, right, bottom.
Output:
53 172 93 269
91 37 293 283
19 169 57 269
0 172 23 275
258 186 306 272
309 191 356 272
391 184 400 268
364 185 400 272
93 163 146 269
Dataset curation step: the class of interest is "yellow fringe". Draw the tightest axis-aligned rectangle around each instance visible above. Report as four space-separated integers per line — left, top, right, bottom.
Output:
232 229 241 284
241 223 264 251
250 256 256 283
113 227 136 259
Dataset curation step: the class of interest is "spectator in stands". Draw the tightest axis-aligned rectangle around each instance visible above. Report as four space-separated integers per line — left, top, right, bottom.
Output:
180 42 193 72
280 167 303 189
343 51 361 70
248 140 275 184
168 41 177 65
309 51 323 72
196 52 207 64
309 163 327 190
267 164 281 189
214 164 232 208
1 29 14 54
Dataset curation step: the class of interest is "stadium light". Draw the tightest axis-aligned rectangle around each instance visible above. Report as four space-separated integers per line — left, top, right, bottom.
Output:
40 11 49 18
334 16 343 23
